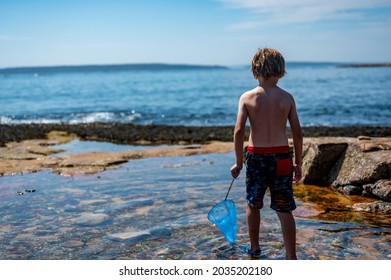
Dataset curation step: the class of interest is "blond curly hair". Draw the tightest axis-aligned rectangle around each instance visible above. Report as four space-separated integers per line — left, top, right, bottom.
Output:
251 48 286 79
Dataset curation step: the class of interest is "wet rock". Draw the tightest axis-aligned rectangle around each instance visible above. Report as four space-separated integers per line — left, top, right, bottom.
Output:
59 152 128 167
149 227 172 238
73 213 112 227
352 201 391 214
80 199 107 205
163 162 201 168
331 140 391 187
0 131 75 160
1 137 234 176
341 185 363 196
2 123 391 147
64 240 84 248
302 138 351 186
357 137 391 152
25 189 36 193
0 157 62 176
301 137 391 196
108 230 151 243
363 180 391 202
54 165 109 176
112 199 154 213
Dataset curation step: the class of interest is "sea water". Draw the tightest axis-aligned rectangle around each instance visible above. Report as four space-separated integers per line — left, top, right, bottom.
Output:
0 63 390 126
0 151 389 260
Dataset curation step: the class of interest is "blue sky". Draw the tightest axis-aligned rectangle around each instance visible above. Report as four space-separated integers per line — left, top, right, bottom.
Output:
1 0 390 67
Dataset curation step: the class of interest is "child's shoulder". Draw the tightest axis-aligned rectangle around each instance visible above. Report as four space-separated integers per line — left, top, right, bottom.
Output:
241 87 259 98
277 87 294 100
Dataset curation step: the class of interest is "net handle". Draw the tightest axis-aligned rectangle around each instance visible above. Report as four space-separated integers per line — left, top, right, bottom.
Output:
224 178 235 200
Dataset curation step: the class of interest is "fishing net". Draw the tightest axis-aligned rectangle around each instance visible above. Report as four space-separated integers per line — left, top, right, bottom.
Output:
208 199 237 244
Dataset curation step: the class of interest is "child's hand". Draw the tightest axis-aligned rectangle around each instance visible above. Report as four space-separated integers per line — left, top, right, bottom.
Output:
230 164 242 178
293 163 302 183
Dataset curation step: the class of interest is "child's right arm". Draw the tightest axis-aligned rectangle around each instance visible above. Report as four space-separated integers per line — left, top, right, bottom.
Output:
288 97 303 183
231 94 248 178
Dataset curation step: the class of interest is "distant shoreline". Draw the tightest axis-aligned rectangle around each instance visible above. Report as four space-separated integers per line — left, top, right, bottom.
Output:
2 62 391 74
1 123 390 146
0 63 228 75
339 62 391 68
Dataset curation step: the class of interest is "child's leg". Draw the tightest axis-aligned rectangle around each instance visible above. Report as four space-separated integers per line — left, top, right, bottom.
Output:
276 211 297 260
246 203 260 251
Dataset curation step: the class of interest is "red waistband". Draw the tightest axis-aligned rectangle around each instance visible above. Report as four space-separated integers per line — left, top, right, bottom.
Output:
247 146 290 154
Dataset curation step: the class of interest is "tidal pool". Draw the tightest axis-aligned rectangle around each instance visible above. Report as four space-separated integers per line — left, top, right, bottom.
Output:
0 150 390 260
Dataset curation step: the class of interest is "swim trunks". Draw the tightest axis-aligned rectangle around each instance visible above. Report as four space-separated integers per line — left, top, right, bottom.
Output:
245 146 296 212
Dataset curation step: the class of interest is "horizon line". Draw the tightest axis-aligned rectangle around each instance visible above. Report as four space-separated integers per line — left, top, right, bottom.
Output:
1 61 390 72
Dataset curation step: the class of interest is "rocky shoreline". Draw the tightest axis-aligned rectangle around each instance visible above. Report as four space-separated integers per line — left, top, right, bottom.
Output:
299 136 391 213
1 123 390 214
340 62 391 68
1 123 391 147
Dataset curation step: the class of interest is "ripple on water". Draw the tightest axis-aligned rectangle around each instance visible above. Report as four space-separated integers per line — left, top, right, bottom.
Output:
0 152 390 260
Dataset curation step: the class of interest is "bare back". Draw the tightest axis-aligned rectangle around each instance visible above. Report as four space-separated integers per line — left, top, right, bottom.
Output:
242 84 294 147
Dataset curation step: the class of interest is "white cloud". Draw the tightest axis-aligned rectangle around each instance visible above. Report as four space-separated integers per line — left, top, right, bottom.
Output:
219 0 390 12
219 0 391 30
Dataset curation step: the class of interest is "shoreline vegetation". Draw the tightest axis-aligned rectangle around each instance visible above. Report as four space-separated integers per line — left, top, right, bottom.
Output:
1 123 390 147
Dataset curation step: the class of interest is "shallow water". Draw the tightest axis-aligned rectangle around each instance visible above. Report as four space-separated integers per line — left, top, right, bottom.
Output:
52 139 176 156
0 149 390 260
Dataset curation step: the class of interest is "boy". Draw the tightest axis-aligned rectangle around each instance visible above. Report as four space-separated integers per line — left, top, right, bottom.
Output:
230 48 303 260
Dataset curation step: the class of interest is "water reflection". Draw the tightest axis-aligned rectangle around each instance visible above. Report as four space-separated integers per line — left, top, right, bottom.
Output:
294 184 391 227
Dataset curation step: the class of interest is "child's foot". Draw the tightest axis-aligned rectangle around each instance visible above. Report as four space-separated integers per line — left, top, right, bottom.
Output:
239 244 261 258
247 247 261 257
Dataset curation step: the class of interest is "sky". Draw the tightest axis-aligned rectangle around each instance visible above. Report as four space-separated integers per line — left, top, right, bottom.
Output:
0 0 390 68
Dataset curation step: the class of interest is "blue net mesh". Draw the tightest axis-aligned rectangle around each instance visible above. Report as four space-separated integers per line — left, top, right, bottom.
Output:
207 199 237 244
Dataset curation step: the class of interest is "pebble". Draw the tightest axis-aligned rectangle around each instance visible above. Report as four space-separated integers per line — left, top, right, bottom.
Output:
108 231 151 243
149 227 172 237
64 240 84 248
73 213 112 227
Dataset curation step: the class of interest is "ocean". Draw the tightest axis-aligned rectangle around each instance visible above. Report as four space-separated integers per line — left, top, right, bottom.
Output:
1 63 390 260
0 62 390 127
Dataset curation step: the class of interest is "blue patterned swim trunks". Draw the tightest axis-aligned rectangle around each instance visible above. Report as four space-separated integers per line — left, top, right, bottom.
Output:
245 146 296 212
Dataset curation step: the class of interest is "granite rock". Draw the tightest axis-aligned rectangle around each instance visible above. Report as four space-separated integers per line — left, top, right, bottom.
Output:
302 137 391 196
301 137 351 186
363 179 391 202
351 201 391 214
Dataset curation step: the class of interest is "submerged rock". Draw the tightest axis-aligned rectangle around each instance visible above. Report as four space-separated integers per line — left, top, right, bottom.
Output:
73 213 112 227
352 201 391 214
108 230 151 243
149 227 172 238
